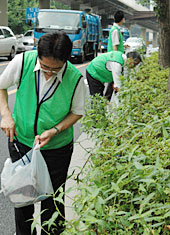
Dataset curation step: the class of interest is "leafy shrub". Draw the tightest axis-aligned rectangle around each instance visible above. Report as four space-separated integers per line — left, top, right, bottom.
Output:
62 52 170 235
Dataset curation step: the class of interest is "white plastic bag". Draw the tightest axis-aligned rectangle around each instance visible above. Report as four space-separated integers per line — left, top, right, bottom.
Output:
0 142 54 208
110 91 120 109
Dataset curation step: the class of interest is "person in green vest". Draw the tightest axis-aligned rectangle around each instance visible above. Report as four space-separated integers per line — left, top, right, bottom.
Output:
107 11 130 99
86 51 142 100
0 32 86 235
86 51 126 98
107 10 129 53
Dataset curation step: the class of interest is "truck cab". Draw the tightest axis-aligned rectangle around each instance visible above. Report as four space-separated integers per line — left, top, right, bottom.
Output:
34 9 101 63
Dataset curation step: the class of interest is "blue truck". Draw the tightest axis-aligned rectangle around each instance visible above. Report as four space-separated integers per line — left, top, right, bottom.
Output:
33 9 102 63
100 28 110 53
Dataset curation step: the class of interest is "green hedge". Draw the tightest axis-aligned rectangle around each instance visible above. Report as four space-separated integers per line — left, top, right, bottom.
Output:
63 52 170 235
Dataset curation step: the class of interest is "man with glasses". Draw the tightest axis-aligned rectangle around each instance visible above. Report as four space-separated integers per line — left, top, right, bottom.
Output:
0 32 86 234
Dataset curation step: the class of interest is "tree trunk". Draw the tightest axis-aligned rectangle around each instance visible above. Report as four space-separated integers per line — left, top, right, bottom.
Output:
157 0 170 68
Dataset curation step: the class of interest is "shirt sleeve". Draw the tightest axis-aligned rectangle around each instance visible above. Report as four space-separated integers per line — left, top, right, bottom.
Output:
108 61 122 89
0 53 23 89
71 77 88 115
111 29 120 46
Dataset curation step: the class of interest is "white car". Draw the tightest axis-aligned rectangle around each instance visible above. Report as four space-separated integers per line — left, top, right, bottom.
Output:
17 30 34 52
146 45 159 56
124 37 147 54
0 26 17 60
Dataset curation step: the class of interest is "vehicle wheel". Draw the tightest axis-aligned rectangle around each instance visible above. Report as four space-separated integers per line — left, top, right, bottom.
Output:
8 47 16 60
77 51 85 64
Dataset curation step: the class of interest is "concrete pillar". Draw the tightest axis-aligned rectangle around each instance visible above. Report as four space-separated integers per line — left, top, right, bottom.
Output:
152 32 158 48
71 0 81 10
140 28 146 41
0 0 8 26
125 23 133 37
39 0 50 9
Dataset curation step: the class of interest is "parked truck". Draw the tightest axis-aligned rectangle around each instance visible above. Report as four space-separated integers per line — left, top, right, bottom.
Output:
33 9 102 63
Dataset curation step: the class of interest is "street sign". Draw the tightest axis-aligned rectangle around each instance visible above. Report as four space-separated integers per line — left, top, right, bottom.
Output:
26 7 39 23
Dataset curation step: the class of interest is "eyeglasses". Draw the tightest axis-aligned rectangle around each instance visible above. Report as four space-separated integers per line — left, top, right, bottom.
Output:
40 68 58 75
39 61 64 75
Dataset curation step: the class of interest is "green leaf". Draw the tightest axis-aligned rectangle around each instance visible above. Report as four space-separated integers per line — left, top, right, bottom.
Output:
139 178 155 186
53 197 64 205
76 221 89 231
117 172 129 184
134 161 143 169
139 192 155 214
116 211 128 215
164 210 170 218
42 211 59 231
128 214 141 221
111 182 120 192
162 124 169 138
151 222 165 228
139 184 146 192
119 190 132 194
30 209 48 235
105 193 117 202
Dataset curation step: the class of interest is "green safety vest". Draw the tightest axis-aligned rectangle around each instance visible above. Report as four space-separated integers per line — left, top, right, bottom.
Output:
86 51 124 84
107 26 124 53
13 50 82 150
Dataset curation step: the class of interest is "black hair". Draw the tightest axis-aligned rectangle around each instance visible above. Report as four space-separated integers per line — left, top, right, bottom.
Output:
127 51 142 63
114 11 124 23
38 31 72 62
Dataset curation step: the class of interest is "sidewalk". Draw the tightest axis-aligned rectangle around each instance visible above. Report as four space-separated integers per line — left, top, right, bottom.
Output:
34 132 94 234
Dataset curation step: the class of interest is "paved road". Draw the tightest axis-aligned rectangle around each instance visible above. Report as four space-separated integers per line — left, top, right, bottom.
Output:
0 55 89 235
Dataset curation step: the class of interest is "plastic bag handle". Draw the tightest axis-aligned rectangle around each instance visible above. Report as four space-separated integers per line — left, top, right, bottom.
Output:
14 134 31 163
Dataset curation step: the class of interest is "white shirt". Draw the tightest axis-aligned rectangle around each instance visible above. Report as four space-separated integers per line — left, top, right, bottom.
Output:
111 23 121 46
106 53 127 89
0 53 87 115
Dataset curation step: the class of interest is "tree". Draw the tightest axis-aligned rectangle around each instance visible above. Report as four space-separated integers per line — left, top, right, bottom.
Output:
139 0 170 91
8 0 70 35
50 0 70 9
8 0 38 34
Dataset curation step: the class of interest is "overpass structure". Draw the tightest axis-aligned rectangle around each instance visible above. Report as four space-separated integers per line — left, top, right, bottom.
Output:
0 0 158 46
64 0 158 46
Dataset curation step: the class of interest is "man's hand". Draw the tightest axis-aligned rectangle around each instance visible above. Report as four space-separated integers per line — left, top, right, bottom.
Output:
0 112 16 142
35 128 57 148
124 44 130 48
112 83 120 93
34 113 82 148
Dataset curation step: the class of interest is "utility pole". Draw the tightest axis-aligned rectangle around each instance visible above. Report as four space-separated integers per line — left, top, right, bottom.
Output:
0 0 8 26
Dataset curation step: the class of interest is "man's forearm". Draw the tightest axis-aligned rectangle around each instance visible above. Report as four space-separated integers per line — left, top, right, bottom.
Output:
0 89 16 141
35 113 83 147
0 89 11 117
55 113 83 133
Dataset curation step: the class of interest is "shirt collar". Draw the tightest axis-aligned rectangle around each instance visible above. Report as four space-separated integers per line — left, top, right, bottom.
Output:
34 58 66 82
113 23 120 29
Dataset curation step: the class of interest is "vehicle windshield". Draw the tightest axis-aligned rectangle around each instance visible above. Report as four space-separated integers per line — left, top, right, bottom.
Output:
126 38 142 43
24 31 33 37
36 12 80 34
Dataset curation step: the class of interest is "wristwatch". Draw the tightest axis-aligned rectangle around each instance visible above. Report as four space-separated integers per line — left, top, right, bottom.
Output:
53 126 60 135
